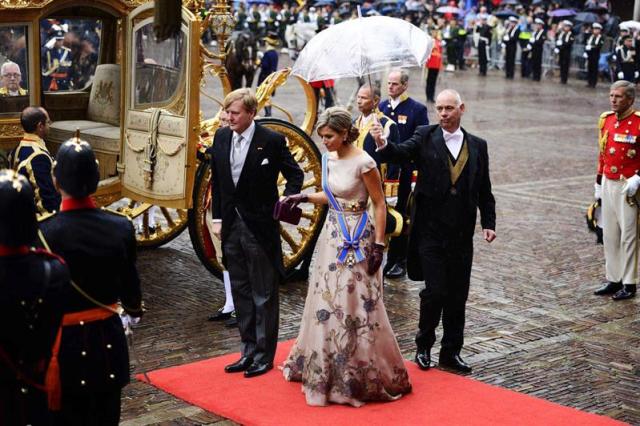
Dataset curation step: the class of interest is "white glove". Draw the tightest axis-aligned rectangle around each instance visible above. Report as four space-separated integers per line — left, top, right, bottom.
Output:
622 174 640 197
120 314 141 329
594 183 602 200
635 71 639 79
583 52 588 59
618 71 624 79
500 42 506 49
585 45 591 51
554 48 560 54
556 40 562 46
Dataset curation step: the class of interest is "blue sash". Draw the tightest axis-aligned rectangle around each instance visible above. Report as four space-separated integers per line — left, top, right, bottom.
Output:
322 153 368 265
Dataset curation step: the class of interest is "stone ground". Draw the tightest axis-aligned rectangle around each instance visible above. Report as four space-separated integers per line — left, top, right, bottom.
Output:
120 61 640 425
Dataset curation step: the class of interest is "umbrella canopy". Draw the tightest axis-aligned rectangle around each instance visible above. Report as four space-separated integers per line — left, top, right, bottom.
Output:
547 8 576 17
494 10 519 19
435 6 462 14
291 15 433 82
314 0 336 6
500 0 521 5
620 20 640 31
574 12 598 23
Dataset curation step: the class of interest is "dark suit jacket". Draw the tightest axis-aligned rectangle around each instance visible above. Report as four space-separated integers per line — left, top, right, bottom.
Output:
209 123 303 275
379 124 496 281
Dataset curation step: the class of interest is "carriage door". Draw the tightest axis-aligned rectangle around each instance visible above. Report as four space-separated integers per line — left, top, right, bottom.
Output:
120 2 200 209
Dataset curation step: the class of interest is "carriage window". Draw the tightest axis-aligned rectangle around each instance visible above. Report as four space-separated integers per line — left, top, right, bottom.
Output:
133 22 185 109
40 18 102 92
0 24 29 115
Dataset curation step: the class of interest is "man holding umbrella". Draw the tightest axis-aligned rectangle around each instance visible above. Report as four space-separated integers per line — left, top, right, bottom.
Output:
554 20 575 84
584 22 604 88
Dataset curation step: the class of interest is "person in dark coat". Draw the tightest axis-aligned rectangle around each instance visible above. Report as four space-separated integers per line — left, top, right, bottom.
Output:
615 35 637 83
474 14 492 77
527 18 547 82
209 89 303 378
257 32 280 117
0 169 69 426
370 89 496 374
501 16 520 80
555 20 575 84
379 69 429 278
584 23 604 88
39 137 143 426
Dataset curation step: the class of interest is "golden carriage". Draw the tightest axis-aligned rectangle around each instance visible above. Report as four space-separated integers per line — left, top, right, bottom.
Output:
0 0 325 278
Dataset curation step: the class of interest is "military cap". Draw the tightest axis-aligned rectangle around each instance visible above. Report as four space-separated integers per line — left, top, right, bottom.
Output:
592 22 602 29
561 20 573 27
534 18 545 25
508 16 519 23
0 169 38 246
619 25 629 32
53 132 100 199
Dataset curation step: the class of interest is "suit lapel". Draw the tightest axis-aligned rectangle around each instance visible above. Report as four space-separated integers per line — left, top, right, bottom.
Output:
463 128 478 189
236 123 267 191
432 126 449 169
219 128 235 191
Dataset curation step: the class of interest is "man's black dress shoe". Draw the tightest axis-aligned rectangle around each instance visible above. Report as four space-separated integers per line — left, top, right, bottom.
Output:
224 311 238 328
612 285 636 301
415 350 435 370
439 354 472 373
208 308 233 322
385 263 406 279
224 356 253 373
594 282 622 296
244 361 273 378
383 261 395 275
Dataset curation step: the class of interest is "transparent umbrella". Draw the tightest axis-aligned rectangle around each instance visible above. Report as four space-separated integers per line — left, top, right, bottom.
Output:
291 15 434 83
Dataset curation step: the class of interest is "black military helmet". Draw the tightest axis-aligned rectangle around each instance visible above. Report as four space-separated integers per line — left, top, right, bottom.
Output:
53 131 99 198
586 200 603 245
0 169 38 246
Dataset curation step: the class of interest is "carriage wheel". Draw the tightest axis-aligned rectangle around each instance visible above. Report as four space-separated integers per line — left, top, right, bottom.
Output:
188 118 326 279
106 199 188 249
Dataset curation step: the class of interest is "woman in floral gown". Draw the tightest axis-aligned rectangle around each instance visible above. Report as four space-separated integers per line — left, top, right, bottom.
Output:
281 107 411 407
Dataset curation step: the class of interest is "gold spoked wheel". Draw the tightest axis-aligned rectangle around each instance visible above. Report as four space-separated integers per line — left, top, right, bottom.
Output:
106 199 188 249
188 118 326 278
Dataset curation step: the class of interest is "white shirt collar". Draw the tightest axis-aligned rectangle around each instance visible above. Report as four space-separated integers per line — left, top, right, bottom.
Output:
442 127 463 141
234 120 256 144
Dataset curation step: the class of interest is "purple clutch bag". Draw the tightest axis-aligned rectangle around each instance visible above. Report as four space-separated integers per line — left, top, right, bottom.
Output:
273 200 302 225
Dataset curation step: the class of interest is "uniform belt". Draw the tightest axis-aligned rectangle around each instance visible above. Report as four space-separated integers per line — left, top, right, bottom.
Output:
45 303 118 411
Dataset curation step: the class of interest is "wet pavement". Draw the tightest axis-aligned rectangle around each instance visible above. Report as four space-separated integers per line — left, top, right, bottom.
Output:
121 62 639 425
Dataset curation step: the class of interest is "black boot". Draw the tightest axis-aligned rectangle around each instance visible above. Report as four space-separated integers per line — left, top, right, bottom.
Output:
594 281 622 295
612 284 636 301
439 352 472 373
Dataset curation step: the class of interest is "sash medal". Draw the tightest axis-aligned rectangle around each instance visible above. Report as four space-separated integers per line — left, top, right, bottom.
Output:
321 153 368 267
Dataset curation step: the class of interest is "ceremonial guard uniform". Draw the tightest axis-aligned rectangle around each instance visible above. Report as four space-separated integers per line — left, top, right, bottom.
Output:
39 137 142 425
0 86 27 96
0 170 70 426
502 17 520 79
555 21 574 84
596 107 640 300
527 19 546 82
584 23 604 88
379 92 428 277
42 31 72 91
615 36 637 83
474 18 492 76
257 33 279 116
11 131 61 214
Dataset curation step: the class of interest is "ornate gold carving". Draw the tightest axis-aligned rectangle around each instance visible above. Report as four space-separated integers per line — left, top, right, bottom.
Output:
0 122 22 137
0 0 53 9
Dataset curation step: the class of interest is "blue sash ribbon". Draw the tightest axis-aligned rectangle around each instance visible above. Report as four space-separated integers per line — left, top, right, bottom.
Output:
322 153 368 265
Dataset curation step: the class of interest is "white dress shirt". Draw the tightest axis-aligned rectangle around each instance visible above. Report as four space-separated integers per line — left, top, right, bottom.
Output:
389 97 401 110
443 127 464 160
230 121 256 186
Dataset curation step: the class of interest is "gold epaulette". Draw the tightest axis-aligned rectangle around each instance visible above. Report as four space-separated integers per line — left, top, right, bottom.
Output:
37 210 57 223
599 111 614 129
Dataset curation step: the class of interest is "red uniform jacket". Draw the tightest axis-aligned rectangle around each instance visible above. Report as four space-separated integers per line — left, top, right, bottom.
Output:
598 110 640 179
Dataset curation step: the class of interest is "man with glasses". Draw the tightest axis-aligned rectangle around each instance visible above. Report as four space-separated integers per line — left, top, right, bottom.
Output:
10 106 60 214
0 61 28 96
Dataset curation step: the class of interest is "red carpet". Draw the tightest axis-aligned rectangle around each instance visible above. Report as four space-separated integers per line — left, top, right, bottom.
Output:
137 340 626 426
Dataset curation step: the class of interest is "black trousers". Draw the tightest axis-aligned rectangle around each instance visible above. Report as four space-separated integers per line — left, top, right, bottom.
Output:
478 42 488 76
425 68 439 102
54 388 121 426
587 53 599 87
387 166 414 265
224 216 280 364
531 49 543 81
505 46 517 79
559 51 570 83
520 50 530 78
415 236 473 355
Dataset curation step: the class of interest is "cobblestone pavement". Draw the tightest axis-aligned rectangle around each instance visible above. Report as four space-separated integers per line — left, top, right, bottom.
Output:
121 63 639 425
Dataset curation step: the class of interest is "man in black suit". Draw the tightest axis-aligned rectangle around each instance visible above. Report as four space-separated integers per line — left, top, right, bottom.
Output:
209 88 303 378
371 89 496 374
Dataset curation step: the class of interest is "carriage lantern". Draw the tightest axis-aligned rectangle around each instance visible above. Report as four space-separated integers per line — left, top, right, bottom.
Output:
208 0 235 58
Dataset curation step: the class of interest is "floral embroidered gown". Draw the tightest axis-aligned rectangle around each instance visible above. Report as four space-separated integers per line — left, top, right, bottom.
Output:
282 151 412 407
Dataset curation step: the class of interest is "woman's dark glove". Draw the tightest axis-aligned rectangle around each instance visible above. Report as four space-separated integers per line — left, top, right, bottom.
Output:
367 243 385 275
283 193 308 207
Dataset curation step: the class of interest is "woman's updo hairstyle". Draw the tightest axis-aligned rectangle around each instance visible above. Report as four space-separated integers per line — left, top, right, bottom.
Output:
316 106 359 144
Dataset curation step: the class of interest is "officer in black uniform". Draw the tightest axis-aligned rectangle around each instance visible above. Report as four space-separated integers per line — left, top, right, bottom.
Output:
0 169 70 426
474 14 492 77
585 22 604 88
555 20 575 84
39 137 143 426
527 18 546 82
616 35 638 83
502 16 520 79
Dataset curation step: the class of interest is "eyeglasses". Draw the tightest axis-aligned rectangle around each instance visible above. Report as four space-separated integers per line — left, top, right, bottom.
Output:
2 73 21 79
